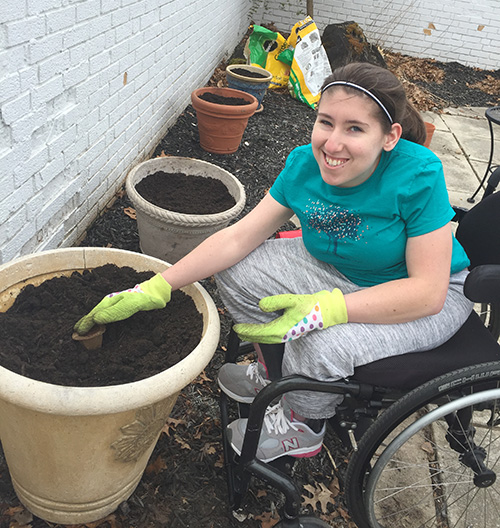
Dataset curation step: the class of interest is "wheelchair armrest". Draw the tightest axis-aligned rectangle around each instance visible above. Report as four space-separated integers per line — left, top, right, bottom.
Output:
464 264 500 304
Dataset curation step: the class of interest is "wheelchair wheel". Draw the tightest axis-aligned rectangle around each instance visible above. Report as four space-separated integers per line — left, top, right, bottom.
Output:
345 361 500 528
478 302 500 341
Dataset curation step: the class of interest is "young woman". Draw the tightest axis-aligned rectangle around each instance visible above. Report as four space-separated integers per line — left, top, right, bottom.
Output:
75 63 472 463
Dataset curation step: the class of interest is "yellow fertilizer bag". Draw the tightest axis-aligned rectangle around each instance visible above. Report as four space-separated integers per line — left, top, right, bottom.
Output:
245 25 291 90
281 16 332 108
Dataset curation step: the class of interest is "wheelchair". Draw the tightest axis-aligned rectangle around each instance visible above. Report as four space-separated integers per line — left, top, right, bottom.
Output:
219 180 500 527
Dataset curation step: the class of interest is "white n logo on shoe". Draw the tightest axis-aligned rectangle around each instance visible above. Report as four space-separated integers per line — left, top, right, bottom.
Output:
282 437 300 452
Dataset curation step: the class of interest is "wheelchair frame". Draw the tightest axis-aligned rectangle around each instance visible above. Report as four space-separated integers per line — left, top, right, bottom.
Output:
220 334 500 528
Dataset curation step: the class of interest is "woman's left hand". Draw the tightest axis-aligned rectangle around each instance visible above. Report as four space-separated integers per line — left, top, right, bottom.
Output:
233 289 348 344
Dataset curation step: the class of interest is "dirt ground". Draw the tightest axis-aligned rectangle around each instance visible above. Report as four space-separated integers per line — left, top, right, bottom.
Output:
0 46 499 528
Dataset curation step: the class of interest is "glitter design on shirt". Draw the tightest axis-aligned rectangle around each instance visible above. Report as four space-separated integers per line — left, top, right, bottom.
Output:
305 201 364 254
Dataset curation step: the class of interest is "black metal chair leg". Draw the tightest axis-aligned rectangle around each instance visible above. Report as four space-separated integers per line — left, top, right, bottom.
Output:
259 342 285 380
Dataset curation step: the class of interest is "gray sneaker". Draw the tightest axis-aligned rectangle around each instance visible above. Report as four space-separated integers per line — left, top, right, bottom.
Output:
227 399 325 462
218 362 270 404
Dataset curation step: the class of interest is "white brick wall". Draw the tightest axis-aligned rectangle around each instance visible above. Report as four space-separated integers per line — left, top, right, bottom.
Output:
0 0 251 264
253 0 499 71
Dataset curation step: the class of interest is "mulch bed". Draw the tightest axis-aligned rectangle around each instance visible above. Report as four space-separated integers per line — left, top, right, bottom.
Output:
0 45 499 528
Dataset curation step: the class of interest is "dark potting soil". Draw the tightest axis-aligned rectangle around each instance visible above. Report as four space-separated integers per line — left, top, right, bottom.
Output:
0 264 203 387
231 67 268 79
199 92 251 105
135 171 236 214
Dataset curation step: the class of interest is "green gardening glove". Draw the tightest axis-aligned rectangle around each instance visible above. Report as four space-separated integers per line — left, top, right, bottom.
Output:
233 289 347 344
74 273 172 335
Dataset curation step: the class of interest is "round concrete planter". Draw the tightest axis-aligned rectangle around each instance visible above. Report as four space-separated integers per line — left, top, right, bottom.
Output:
191 86 258 153
226 64 273 112
126 156 246 264
0 247 220 524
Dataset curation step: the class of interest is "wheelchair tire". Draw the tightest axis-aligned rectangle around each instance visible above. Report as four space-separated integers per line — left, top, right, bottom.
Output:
479 302 500 341
344 361 500 528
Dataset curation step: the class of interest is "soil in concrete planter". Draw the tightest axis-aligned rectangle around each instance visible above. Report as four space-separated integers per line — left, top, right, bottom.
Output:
135 171 236 214
0 264 203 387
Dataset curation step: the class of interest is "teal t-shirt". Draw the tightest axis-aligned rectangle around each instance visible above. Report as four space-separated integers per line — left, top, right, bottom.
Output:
270 140 470 287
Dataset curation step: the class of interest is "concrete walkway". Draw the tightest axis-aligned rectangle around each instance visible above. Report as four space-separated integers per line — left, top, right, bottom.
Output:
422 107 499 209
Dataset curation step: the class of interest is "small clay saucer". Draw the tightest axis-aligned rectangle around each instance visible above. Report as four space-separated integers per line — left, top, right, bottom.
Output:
72 325 106 350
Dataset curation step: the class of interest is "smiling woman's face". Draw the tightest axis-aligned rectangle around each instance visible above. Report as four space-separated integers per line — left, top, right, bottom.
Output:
311 88 399 188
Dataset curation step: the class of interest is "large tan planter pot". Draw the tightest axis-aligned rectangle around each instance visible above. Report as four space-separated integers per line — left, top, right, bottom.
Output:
0 248 220 524
126 156 246 264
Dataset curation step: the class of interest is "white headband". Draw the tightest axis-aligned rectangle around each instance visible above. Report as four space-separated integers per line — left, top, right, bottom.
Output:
321 81 394 124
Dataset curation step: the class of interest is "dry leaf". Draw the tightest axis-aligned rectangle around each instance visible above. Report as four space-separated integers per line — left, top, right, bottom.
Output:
467 75 500 97
338 506 351 521
384 50 447 111
123 207 136 219
421 441 434 454
328 475 341 498
302 482 335 513
201 442 217 456
145 454 167 475
162 416 186 436
193 370 212 385
254 510 280 528
4 506 33 527
3 506 25 516
214 453 224 468
174 433 191 450
194 417 211 440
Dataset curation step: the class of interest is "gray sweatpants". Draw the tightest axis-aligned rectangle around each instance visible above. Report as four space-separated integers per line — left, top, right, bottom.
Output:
215 238 473 418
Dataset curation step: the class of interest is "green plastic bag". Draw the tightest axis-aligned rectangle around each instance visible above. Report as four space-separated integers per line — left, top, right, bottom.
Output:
245 25 290 90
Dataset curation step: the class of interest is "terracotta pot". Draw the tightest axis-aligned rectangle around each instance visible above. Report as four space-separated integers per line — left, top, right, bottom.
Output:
424 122 436 148
126 156 246 264
226 64 273 112
191 86 258 154
0 248 220 524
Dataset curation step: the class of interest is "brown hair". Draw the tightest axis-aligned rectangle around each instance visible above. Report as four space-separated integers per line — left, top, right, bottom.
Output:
320 62 427 145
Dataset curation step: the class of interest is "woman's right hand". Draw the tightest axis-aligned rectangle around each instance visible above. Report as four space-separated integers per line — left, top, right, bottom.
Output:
74 273 172 335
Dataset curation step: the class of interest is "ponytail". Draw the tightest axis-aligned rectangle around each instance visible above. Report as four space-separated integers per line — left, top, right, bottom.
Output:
400 101 427 145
